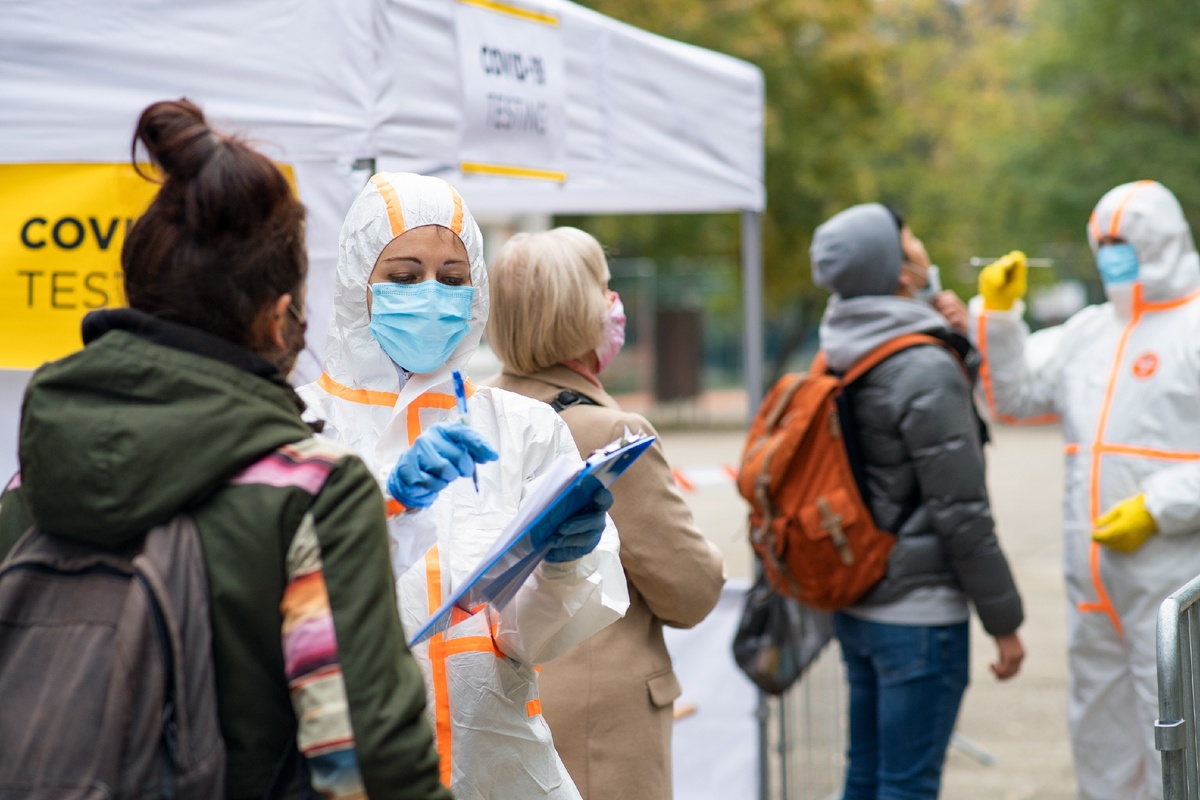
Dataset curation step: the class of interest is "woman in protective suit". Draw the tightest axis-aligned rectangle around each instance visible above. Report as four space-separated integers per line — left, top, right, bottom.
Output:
299 172 629 800
968 180 1200 800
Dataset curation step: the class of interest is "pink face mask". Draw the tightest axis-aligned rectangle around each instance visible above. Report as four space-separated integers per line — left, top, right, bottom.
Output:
594 292 626 373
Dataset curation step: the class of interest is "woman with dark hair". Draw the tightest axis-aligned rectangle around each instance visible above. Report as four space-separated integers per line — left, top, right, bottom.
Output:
0 99 448 800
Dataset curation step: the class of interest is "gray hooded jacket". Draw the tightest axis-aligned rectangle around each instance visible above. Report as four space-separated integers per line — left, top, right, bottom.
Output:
812 207 1023 637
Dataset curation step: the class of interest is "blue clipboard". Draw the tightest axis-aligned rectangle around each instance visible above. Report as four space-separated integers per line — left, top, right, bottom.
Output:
408 432 656 647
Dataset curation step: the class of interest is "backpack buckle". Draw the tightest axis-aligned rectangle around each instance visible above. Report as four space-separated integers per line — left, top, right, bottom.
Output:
816 497 854 565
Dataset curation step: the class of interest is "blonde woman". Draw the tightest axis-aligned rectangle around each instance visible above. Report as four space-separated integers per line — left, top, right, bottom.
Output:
487 227 727 800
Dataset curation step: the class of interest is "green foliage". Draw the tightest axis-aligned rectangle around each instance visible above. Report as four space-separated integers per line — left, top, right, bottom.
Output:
566 0 885 309
1009 0 1200 246
564 0 1200 378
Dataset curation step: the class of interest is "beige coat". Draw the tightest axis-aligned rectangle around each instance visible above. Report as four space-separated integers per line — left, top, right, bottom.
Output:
488 365 726 800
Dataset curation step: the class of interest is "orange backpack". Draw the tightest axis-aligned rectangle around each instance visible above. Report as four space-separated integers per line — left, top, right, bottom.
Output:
737 334 958 610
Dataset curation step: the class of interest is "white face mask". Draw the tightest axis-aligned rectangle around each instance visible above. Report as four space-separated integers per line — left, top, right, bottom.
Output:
594 292 626 373
913 264 942 305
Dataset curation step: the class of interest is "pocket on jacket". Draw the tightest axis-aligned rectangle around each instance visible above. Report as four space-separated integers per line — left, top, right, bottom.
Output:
646 669 682 708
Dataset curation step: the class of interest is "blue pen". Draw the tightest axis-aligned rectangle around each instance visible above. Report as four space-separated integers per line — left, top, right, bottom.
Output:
452 370 479 493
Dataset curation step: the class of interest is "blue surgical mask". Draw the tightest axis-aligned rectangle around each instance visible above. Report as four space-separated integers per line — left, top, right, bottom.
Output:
1097 243 1139 285
368 281 475 374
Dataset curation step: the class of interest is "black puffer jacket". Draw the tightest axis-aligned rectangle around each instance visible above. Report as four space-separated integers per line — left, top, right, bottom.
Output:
846 339 1023 636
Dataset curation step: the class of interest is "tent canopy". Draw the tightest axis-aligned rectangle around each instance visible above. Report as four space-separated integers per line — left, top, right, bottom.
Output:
0 0 765 482
2 0 764 213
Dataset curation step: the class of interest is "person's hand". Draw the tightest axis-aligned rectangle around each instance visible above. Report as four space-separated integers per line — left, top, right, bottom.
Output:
1093 493 1157 553
386 422 498 508
932 290 968 334
991 633 1024 680
979 250 1028 311
544 486 614 563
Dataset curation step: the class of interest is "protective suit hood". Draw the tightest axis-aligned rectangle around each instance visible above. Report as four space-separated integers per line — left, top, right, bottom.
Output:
1088 180 1200 305
325 172 488 410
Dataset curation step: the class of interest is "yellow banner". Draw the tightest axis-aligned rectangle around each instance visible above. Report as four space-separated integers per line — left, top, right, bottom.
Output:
0 162 295 370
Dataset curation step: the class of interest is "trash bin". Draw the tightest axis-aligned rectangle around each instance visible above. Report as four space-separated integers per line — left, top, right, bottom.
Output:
654 307 703 402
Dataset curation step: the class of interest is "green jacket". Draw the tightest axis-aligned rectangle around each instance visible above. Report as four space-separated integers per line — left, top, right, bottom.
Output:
0 310 450 800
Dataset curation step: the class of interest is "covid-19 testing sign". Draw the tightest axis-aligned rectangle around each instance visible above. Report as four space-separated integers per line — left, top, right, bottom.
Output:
455 0 567 182
0 163 296 370
0 164 156 369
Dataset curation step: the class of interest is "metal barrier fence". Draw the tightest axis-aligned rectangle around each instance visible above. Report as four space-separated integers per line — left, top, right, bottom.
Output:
1156 573 1200 799
761 643 847 800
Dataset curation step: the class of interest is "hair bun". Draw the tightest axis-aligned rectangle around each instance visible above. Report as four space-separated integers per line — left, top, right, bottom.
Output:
133 98 219 180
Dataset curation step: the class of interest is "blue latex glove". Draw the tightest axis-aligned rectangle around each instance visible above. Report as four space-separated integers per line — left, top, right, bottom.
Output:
387 422 498 509
544 486 614 563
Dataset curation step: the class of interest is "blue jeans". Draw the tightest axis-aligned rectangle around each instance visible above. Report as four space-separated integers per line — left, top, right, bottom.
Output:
833 614 970 800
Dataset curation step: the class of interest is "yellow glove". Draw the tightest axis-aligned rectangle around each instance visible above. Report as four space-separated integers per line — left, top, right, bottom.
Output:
1093 494 1158 553
979 250 1028 311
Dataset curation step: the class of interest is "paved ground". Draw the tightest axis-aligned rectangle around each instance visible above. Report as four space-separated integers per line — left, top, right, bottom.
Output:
651 423 1077 799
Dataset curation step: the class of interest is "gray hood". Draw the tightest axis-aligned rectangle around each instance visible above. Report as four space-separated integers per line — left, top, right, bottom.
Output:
819 295 951 372
811 203 903 299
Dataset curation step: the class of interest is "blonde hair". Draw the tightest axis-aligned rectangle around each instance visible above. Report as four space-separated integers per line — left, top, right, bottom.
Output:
488 227 611 375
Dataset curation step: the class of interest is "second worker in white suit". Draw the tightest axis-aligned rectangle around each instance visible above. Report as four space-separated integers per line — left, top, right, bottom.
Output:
968 180 1200 800
299 172 629 800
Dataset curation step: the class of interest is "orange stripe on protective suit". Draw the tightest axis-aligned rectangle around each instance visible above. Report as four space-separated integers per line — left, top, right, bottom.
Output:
1081 306 1139 637
317 372 399 407
448 184 465 236
974 312 1060 426
1108 180 1156 239
1141 287 1200 313
371 175 407 238
422 544 508 788
423 548 453 788
405 381 476 446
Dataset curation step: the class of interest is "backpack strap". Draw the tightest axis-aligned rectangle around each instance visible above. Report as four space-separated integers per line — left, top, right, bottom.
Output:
549 390 600 413
837 333 968 387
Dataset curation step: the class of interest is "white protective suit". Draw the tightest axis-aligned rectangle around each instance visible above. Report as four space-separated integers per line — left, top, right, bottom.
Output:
298 172 629 800
970 180 1200 800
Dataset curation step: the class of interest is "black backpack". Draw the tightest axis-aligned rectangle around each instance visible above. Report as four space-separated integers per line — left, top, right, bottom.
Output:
0 515 225 799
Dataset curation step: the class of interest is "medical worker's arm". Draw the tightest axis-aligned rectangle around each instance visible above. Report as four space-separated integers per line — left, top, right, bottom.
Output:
968 252 1065 423
898 349 1025 638
1124 327 1200 540
494 407 629 666
300 457 450 800
1141 465 1200 538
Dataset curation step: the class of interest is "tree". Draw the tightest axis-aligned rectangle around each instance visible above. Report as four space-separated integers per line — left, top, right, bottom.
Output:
1006 0 1200 248
565 0 886 381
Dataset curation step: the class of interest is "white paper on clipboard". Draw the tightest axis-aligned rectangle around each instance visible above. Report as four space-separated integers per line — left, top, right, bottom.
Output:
408 429 655 646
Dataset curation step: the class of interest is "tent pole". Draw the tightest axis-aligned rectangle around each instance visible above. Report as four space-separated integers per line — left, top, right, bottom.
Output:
741 210 765 412
741 209 771 800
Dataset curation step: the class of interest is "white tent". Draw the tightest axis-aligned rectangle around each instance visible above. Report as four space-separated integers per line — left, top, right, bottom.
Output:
1 6 768 795
0 0 765 478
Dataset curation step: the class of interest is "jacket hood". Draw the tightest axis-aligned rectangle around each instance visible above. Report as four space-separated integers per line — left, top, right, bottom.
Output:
17 310 312 545
1088 180 1200 304
811 203 904 299
819 295 951 372
323 172 488 413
